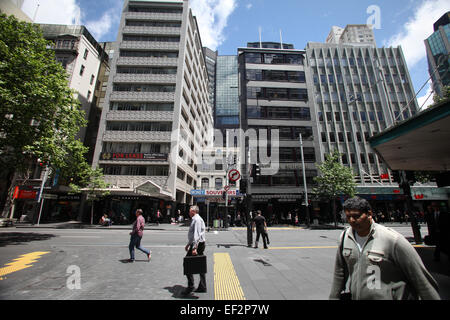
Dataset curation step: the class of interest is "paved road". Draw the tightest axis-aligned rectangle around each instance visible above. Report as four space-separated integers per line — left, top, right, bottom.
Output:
0 224 449 300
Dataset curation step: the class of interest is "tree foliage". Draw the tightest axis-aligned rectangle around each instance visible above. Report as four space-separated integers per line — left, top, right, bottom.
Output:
0 13 87 176
313 150 356 200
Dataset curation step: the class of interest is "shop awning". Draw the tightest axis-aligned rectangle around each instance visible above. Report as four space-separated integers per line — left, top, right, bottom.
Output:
134 180 173 200
369 100 450 171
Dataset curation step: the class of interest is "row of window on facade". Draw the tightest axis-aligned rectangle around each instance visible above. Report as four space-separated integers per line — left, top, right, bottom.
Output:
317 109 413 123
321 131 377 144
309 56 403 68
247 87 308 101
244 52 304 65
313 72 408 85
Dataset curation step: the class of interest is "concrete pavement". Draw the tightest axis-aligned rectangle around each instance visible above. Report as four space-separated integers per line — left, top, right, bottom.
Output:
0 223 449 300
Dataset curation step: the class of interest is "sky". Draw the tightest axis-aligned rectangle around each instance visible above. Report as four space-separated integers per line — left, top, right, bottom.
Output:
21 0 450 109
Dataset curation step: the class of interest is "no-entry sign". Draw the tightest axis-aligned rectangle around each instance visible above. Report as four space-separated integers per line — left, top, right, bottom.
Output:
228 169 241 182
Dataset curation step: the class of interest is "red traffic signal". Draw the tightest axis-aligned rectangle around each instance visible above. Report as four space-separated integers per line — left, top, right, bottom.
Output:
380 173 389 179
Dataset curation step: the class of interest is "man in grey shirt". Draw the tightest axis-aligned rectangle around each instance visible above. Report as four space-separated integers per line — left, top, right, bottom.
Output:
182 205 206 295
330 197 440 300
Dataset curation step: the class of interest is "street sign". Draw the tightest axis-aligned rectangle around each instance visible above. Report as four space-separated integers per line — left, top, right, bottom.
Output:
224 185 230 191
228 169 241 182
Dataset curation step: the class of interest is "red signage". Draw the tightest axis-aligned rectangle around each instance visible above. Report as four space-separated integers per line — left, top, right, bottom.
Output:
100 152 168 161
393 189 401 194
414 194 424 200
228 169 241 182
380 174 389 179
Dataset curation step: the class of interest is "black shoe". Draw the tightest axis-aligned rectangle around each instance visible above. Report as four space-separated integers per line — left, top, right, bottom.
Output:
194 287 207 293
182 287 194 296
264 247 268 249
127 259 134 263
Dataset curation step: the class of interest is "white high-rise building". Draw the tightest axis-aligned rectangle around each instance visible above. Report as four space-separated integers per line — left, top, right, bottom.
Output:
327 24 376 46
92 0 213 222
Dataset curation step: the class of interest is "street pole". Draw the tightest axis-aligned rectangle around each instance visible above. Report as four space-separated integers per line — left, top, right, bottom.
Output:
36 165 49 226
299 134 310 228
206 199 210 232
400 170 422 244
246 146 253 247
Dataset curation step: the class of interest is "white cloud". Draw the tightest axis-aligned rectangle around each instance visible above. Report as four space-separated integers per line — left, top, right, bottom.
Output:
190 0 237 50
385 0 450 68
417 83 435 110
22 0 81 25
246 3 253 10
85 6 121 41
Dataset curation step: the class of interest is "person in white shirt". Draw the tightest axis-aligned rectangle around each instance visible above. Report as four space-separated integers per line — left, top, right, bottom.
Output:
182 205 206 295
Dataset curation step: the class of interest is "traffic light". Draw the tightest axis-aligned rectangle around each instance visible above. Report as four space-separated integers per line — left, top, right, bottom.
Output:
251 163 261 178
239 179 247 194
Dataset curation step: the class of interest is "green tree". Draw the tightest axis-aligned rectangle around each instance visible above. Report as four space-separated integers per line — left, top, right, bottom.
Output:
0 14 88 216
431 85 450 106
69 166 110 225
313 150 356 227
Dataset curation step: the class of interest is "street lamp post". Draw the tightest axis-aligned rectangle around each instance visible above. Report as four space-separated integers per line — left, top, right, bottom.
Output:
299 134 310 228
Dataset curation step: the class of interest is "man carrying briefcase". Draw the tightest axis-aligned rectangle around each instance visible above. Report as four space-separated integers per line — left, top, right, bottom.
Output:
182 205 206 295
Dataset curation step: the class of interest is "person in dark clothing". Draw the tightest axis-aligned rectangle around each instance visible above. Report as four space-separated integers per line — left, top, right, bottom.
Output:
425 202 449 261
252 210 269 249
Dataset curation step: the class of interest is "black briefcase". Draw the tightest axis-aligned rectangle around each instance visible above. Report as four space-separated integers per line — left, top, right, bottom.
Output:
183 255 207 275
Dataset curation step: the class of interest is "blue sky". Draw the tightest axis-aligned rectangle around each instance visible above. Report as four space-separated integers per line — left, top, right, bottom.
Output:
22 0 450 108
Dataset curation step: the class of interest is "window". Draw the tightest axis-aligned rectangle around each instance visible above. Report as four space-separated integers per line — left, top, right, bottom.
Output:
79 65 85 76
215 178 223 190
90 75 95 85
87 90 91 100
83 49 88 59
201 178 209 189
321 132 327 142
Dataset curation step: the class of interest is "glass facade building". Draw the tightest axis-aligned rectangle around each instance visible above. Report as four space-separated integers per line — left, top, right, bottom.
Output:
215 56 239 128
425 12 450 98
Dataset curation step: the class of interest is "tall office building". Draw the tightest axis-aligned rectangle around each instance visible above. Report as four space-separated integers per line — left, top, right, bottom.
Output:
238 42 320 216
202 47 217 110
425 11 450 98
215 55 240 131
326 24 376 46
92 0 213 222
0 0 32 22
306 41 419 212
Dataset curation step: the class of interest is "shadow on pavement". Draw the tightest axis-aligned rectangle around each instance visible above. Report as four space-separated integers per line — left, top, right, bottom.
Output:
216 243 248 249
0 232 56 247
164 285 199 300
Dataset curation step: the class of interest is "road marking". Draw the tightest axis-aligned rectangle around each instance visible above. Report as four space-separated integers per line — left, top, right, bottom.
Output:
214 253 245 300
0 251 50 280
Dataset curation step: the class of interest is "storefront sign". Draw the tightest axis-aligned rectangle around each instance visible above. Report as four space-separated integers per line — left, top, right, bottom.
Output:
101 152 168 161
13 186 38 200
190 189 240 197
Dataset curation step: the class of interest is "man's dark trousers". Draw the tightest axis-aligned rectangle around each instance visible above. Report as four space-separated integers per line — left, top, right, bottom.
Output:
255 228 268 248
186 242 206 290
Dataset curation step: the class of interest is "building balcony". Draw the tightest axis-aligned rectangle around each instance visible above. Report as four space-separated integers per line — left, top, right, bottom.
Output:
122 26 181 36
120 41 180 51
125 11 183 22
113 73 177 84
116 57 179 67
106 111 174 122
109 91 175 102
102 130 172 143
